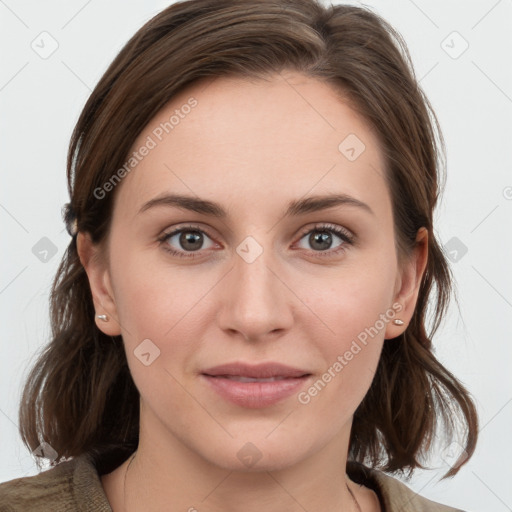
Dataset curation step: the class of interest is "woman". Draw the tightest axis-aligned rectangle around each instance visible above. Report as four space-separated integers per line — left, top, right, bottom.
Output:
0 0 478 510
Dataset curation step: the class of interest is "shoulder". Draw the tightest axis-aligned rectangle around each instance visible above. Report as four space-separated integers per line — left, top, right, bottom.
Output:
347 461 466 512
0 454 112 512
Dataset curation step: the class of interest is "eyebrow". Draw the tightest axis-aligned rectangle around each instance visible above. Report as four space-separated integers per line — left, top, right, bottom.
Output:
138 192 374 217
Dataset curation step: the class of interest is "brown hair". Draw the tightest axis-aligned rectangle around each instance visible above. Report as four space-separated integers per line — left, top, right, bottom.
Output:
18 0 478 478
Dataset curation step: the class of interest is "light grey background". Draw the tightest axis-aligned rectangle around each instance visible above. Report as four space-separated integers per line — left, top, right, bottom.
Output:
1 1 511 511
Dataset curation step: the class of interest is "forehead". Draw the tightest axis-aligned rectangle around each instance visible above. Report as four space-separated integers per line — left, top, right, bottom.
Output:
112 72 390 222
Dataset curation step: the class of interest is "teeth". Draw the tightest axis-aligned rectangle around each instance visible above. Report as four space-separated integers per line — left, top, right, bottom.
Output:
222 376 287 382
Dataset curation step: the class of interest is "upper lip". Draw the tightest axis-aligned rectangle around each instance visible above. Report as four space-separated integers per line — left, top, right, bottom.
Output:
201 362 311 379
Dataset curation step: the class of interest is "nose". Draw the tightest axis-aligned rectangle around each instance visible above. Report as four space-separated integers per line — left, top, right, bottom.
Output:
216 241 294 342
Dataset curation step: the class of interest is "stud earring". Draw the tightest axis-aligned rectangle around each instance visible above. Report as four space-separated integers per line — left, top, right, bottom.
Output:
393 319 404 326
97 314 109 322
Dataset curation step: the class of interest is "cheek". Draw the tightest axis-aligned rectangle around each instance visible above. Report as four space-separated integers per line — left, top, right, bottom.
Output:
110 249 217 397
296 293 386 427
301 255 396 349
111 245 215 341
296 256 396 408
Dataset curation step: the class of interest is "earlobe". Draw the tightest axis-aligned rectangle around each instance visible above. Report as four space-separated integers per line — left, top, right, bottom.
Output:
76 232 122 336
385 227 429 340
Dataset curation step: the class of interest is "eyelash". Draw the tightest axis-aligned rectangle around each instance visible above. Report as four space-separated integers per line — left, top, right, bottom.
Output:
157 223 355 260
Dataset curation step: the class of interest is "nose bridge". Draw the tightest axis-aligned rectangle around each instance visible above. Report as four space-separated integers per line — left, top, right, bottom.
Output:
219 234 291 340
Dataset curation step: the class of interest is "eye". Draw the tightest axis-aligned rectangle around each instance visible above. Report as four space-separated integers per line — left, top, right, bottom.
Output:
157 222 355 260
157 225 217 259
295 223 354 257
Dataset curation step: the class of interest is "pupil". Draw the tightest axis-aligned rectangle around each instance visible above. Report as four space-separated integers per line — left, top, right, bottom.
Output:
311 231 331 251
180 231 202 251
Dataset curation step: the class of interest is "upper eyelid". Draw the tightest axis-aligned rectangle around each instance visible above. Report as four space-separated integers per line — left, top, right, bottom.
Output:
160 223 217 241
297 222 352 239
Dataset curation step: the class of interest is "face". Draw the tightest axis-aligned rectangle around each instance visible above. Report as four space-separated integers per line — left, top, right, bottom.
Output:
80 71 426 473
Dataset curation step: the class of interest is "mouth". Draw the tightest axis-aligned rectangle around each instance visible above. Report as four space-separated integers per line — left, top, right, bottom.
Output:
200 362 312 408
201 361 311 379
205 375 309 382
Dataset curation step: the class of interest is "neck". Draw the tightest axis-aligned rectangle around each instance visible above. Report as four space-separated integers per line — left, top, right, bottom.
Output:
120 412 361 512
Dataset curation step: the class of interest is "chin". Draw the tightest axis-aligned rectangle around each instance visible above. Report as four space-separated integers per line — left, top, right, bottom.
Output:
200 436 312 473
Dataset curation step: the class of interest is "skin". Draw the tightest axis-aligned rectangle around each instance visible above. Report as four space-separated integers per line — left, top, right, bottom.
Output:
78 71 428 512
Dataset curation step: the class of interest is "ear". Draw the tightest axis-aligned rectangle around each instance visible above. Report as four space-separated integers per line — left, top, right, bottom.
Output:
76 231 122 336
385 227 428 340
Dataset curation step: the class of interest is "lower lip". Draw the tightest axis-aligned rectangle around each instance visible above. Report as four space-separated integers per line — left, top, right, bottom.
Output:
201 374 311 408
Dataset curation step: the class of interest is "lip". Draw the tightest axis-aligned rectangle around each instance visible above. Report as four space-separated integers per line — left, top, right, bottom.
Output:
201 362 312 408
202 362 310 379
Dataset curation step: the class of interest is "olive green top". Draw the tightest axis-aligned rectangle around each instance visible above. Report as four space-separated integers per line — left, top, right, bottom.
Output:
0 454 464 511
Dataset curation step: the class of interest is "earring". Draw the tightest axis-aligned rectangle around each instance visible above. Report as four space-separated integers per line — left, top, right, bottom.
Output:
97 314 109 322
393 319 404 326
